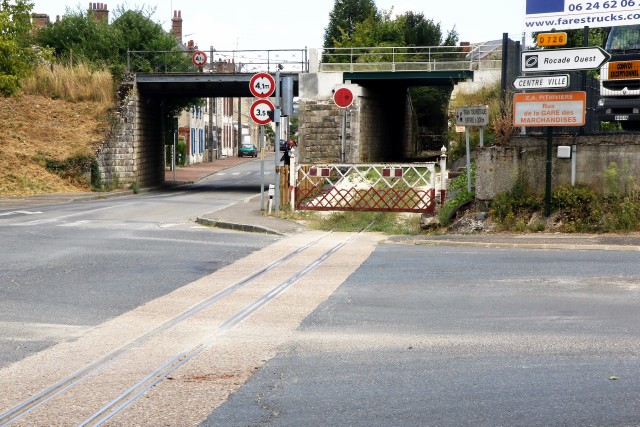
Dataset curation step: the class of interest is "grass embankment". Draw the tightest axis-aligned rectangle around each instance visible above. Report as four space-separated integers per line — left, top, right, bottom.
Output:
0 64 113 196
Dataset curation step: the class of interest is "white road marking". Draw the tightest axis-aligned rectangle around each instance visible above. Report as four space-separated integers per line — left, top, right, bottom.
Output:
13 203 134 226
0 210 43 217
58 220 93 227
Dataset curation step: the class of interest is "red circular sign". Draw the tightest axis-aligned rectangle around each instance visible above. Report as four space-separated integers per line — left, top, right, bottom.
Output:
249 73 276 98
192 50 207 67
250 99 275 125
334 87 354 108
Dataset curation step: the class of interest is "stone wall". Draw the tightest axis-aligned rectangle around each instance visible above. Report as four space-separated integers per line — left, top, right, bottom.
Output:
96 75 165 188
476 134 640 200
297 98 350 163
96 78 136 187
297 90 411 164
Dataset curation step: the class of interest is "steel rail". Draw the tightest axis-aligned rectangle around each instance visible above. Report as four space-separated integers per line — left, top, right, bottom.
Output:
0 232 332 426
81 228 368 426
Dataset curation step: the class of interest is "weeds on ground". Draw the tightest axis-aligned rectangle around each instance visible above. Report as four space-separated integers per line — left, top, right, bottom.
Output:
439 165 475 226
273 209 423 235
490 162 640 233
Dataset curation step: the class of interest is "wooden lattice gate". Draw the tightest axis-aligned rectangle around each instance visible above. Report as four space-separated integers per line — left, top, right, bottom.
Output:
281 163 438 213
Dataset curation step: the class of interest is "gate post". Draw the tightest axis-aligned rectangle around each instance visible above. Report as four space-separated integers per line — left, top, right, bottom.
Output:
290 147 296 212
439 146 448 204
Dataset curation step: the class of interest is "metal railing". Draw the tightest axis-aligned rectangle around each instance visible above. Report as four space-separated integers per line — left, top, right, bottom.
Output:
126 44 502 75
126 48 308 73
317 44 502 73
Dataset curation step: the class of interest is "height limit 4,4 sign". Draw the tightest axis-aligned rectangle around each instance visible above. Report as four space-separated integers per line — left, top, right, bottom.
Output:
455 105 488 126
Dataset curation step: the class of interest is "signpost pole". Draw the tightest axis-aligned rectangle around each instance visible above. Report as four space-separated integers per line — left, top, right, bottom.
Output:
260 125 265 211
545 126 553 218
341 109 346 162
274 69 281 212
465 127 472 194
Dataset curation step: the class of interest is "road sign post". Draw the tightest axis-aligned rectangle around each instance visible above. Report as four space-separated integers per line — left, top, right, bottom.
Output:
513 91 587 218
334 87 354 161
455 105 489 193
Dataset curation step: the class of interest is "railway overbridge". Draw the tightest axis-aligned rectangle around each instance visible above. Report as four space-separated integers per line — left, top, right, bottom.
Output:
99 46 495 187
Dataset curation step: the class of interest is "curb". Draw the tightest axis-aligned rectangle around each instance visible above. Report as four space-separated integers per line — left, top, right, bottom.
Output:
411 239 640 252
196 217 284 236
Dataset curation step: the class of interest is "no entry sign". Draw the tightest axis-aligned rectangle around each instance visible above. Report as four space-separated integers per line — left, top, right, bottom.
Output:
333 87 354 108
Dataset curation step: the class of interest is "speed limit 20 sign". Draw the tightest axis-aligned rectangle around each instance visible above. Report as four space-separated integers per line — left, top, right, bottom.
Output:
249 73 275 98
250 99 275 125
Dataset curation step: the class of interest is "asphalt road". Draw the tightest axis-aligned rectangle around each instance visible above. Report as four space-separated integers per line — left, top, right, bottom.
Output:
2 159 640 426
0 160 278 368
203 244 640 426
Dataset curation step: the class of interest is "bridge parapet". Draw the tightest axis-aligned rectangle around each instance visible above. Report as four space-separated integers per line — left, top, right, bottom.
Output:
316 45 501 73
127 49 308 73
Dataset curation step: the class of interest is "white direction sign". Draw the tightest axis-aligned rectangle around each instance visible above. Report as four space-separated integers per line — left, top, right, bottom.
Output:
513 74 570 90
455 105 489 126
521 47 611 72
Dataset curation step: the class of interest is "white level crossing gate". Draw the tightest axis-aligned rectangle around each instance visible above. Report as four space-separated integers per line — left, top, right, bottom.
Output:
292 163 438 213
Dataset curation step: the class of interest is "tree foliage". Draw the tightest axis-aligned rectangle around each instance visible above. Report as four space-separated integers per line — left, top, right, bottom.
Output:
35 8 118 66
323 3 459 136
35 4 183 74
323 0 378 48
0 0 37 95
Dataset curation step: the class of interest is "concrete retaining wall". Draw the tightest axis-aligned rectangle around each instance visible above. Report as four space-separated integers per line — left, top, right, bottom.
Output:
476 134 640 200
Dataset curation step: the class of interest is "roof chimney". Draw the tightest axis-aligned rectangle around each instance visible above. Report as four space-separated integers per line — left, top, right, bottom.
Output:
89 2 109 22
172 10 183 41
460 41 471 54
31 13 51 31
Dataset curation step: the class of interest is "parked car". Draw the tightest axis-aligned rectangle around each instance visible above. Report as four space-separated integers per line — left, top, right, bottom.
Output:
238 143 258 157
273 139 288 152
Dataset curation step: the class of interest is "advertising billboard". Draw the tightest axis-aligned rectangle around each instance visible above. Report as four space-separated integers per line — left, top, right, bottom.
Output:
525 0 640 31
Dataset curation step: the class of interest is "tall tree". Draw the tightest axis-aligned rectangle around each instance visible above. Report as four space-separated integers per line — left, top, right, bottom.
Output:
323 0 377 48
0 0 36 95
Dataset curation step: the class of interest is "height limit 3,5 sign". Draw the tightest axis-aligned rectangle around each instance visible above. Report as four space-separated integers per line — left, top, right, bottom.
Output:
513 92 586 127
